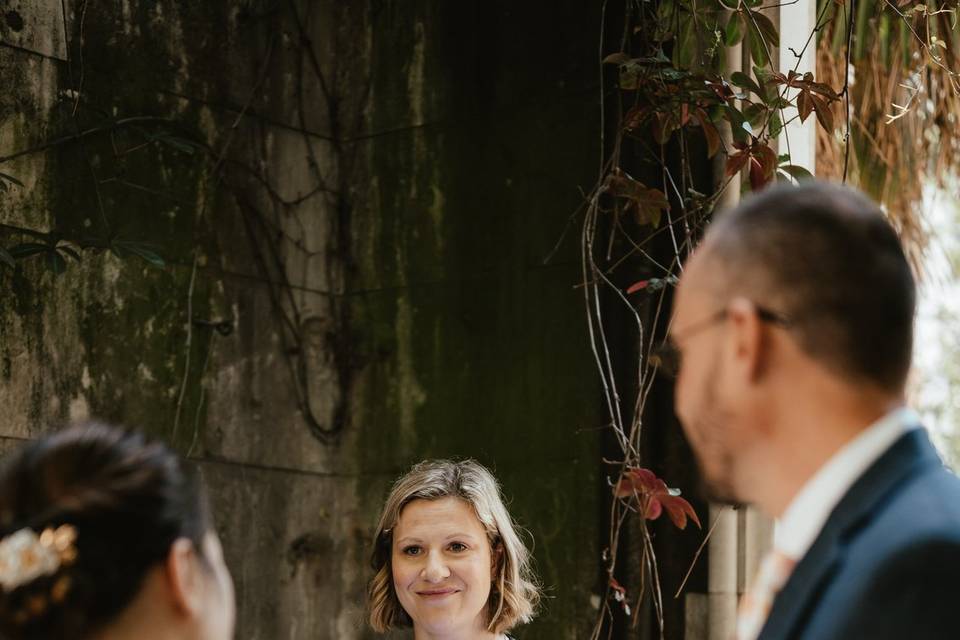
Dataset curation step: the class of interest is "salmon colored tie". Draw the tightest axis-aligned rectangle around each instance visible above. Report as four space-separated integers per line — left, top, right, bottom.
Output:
733 549 797 640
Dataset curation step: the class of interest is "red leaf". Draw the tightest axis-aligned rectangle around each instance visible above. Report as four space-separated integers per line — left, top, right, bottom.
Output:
693 110 722 158
797 90 813 123
603 52 632 65
754 144 778 179
645 496 663 520
613 467 701 530
809 93 835 132
661 494 701 529
725 151 750 178
609 577 627 594
626 280 650 294
623 106 647 132
749 157 767 191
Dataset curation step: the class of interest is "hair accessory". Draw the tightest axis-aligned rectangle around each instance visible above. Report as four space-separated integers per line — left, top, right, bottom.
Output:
0 525 78 593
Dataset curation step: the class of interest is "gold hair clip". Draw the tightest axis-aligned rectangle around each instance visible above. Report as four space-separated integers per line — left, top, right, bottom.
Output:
0 525 77 593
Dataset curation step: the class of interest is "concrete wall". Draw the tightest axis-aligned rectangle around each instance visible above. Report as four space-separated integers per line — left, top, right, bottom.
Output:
0 2 603 638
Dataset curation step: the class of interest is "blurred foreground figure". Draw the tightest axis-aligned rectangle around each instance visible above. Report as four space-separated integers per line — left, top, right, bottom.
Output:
0 423 235 640
665 181 960 639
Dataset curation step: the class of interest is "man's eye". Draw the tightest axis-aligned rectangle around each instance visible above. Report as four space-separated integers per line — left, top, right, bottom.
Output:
448 542 468 553
402 546 422 556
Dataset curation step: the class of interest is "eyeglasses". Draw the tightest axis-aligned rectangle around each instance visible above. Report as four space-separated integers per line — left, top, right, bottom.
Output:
650 306 790 378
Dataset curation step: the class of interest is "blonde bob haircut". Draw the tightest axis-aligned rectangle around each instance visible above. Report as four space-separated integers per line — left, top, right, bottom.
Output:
368 459 540 634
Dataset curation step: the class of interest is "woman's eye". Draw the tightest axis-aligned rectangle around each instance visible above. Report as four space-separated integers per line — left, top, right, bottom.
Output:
402 546 422 556
448 542 468 553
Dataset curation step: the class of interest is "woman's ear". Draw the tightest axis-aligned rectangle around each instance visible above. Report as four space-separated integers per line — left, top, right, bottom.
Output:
490 538 504 575
165 538 205 618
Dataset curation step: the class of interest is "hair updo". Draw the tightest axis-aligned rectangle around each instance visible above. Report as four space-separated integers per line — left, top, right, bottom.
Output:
0 423 213 639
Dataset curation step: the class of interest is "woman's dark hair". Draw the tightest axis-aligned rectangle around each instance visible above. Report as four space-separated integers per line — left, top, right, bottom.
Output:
0 422 212 639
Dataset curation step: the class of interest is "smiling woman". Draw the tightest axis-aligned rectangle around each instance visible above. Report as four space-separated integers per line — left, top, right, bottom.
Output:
368 460 540 640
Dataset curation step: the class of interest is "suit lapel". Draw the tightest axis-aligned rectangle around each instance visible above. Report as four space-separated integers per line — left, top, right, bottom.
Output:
758 428 941 640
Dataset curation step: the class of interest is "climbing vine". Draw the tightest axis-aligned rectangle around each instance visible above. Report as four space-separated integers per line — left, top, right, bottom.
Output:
587 1 959 637
0 3 362 445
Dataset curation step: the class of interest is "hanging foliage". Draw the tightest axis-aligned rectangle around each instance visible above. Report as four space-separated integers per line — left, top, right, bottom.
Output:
585 1 958 637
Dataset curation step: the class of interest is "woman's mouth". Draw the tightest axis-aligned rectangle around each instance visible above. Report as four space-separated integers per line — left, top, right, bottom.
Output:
417 588 459 599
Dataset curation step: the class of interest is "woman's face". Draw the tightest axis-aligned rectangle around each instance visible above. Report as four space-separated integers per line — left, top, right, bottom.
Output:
197 532 236 640
391 497 497 637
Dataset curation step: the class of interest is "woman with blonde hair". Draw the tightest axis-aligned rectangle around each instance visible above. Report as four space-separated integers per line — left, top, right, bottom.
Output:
368 459 540 639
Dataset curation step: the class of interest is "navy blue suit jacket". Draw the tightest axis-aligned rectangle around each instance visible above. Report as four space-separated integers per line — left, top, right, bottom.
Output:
758 428 960 640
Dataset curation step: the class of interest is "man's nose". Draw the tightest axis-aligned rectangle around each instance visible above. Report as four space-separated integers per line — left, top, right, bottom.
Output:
420 550 451 582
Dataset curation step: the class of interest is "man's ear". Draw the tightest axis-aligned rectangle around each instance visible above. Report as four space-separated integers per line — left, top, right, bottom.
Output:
727 297 765 382
165 537 204 618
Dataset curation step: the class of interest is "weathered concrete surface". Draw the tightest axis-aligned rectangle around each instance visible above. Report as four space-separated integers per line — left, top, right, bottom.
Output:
0 2 603 638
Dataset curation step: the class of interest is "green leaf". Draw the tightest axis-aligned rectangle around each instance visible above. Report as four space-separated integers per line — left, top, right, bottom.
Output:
58 245 82 261
150 131 202 155
769 111 783 138
725 12 746 46
46 250 67 275
723 105 751 144
748 26 771 67
751 12 780 48
742 102 767 128
779 164 815 182
7 243 50 259
674 13 696 69
730 71 764 99
113 241 166 268
0 247 14 268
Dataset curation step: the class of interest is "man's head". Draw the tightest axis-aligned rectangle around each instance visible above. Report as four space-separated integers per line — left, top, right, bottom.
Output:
670 181 915 505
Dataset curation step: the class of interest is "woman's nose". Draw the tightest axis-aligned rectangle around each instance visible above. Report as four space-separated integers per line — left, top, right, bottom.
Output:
420 550 451 582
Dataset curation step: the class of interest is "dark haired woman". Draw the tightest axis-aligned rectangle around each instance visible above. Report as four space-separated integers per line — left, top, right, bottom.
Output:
0 423 234 640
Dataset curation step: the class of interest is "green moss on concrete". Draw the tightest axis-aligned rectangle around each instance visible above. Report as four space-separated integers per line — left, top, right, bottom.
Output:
353 2 603 637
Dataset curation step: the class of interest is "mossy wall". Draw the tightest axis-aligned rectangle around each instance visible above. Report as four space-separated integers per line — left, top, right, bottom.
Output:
0 2 604 638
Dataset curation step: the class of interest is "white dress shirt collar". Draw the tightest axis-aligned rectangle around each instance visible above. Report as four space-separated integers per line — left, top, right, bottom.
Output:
774 407 921 561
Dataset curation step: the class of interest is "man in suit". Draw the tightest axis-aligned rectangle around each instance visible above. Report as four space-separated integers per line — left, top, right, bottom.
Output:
667 181 960 639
